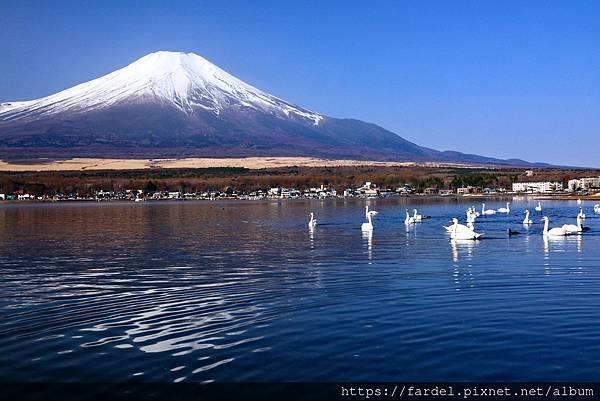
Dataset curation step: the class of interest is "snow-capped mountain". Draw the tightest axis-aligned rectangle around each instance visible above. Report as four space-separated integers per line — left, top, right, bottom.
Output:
0 51 542 165
0 51 322 125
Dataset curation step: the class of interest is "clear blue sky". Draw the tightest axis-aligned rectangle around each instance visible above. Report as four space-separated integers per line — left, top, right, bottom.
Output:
1 0 599 166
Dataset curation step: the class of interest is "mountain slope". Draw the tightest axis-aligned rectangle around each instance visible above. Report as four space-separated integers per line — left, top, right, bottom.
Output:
0 51 544 166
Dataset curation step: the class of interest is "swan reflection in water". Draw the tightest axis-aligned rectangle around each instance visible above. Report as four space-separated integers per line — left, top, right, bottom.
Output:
450 239 476 289
450 238 478 262
309 225 315 250
543 234 572 273
543 233 584 276
362 229 373 262
542 233 584 255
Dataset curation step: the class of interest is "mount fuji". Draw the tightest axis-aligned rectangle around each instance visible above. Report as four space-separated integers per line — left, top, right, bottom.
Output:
0 51 541 165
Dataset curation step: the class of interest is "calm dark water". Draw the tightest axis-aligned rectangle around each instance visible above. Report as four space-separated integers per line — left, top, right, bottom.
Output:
1 198 599 382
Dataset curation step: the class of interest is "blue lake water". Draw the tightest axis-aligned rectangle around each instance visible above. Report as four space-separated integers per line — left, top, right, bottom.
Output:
0 198 599 382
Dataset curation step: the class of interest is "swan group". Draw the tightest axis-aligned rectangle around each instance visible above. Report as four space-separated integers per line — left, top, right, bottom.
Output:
542 216 568 237
447 206 478 232
449 218 482 240
307 202 593 244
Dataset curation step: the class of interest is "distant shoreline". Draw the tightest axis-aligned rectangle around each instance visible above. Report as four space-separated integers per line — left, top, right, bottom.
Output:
0 161 597 204
2 193 598 205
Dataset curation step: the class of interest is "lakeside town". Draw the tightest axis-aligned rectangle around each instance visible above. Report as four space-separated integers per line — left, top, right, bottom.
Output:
2 173 599 203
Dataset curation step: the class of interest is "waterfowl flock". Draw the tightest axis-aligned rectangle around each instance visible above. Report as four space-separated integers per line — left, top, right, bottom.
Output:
307 200 597 241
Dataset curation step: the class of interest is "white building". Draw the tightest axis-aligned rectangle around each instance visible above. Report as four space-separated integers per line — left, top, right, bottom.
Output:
356 181 379 196
568 177 600 192
512 181 563 193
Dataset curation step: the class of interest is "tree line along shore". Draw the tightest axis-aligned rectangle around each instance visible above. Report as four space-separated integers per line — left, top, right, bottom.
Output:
0 166 597 201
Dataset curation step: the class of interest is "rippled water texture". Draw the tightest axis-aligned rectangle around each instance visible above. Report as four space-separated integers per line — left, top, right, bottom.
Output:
1 198 600 382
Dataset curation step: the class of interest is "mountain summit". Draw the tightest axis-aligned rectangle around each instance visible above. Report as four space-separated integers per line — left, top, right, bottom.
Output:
1 51 322 126
0 51 541 165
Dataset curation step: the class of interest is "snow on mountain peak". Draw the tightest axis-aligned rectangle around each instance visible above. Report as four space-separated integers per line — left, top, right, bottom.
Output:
0 51 323 125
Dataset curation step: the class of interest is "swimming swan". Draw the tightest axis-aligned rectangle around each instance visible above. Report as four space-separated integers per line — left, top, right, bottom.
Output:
481 203 496 215
542 216 568 237
562 215 583 234
523 209 533 225
308 212 317 228
467 207 479 221
405 209 415 225
466 208 476 224
365 205 379 218
450 218 482 240
445 218 477 233
497 202 510 213
362 210 377 231
535 202 542 212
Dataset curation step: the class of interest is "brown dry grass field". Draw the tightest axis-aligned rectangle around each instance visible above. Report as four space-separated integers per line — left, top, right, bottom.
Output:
0 157 483 172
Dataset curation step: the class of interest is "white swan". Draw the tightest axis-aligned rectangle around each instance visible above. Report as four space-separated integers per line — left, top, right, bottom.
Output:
562 214 583 234
542 216 568 237
577 198 582 205
481 203 496 215
413 209 422 222
523 209 533 225
497 202 510 213
594 204 600 214
466 207 476 224
450 218 482 240
365 205 378 218
308 212 317 228
404 209 415 225
445 218 476 233
535 202 542 212
578 207 586 220
362 210 376 231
